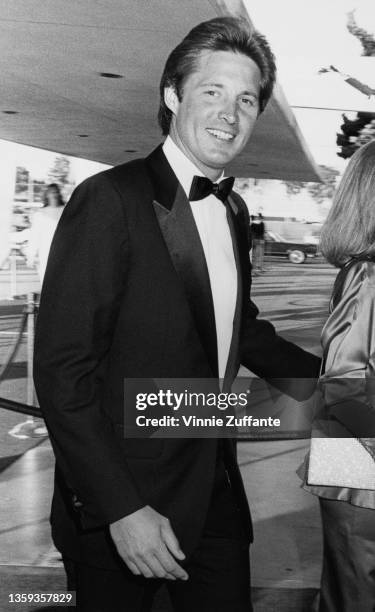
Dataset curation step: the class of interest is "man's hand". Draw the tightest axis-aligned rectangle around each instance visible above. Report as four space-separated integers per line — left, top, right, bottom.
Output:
109 506 188 581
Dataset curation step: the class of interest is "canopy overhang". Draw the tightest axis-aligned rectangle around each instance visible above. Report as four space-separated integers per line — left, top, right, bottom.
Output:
0 0 321 181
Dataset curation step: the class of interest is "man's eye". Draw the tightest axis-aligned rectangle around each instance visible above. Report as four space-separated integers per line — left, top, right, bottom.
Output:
205 90 218 96
241 97 255 106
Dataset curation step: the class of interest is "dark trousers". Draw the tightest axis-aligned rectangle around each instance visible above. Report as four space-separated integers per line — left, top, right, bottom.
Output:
319 496 375 612
64 458 251 612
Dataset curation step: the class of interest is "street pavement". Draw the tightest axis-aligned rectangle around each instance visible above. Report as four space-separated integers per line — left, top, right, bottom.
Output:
0 256 338 611
240 258 335 595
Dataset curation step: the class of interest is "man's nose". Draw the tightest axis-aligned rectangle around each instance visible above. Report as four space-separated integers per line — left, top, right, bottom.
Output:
218 103 237 124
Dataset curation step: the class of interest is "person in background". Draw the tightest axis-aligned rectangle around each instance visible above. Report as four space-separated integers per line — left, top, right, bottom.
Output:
301 140 375 611
27 183 65 283
250 212 265 273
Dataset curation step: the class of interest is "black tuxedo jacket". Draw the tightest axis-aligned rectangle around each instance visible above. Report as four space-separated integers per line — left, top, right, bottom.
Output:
34 145 320 569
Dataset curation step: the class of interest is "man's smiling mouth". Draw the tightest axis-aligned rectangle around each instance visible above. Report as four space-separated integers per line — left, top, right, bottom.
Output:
206 128 235 141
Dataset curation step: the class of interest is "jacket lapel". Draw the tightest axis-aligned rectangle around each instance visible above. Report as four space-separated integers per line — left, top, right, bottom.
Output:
223 194 251 390
146 146 219 377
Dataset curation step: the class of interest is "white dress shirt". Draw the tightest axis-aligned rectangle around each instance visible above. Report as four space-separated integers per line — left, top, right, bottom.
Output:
162 136 237 379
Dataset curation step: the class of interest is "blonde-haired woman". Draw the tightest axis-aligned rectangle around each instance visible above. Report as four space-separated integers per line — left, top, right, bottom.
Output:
303 140 375 611
27 183 65 283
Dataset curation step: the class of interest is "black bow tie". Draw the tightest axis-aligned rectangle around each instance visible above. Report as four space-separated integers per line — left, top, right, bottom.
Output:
189 175 235 203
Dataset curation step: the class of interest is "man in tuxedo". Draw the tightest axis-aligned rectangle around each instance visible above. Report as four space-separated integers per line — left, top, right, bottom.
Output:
34 16 320 612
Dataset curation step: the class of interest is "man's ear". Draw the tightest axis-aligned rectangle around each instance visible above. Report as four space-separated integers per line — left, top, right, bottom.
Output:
164 86 179 115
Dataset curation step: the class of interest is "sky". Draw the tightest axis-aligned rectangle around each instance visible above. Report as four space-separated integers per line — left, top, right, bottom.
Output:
1 1 374 182
245 0 375 173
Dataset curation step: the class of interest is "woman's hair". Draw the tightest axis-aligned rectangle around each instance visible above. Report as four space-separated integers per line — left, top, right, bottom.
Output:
320 140 375 267
42 183 65 207
158 16 276 135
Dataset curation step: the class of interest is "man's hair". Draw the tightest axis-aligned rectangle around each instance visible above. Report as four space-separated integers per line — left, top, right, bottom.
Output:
42 183 65 208
158 16 276 135
320 140 375 267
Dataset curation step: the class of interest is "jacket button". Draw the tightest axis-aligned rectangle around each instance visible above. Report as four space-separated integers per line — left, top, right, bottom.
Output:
72 494 83 509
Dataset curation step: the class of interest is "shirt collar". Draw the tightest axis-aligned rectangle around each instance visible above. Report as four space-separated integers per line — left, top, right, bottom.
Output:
162 136 224 200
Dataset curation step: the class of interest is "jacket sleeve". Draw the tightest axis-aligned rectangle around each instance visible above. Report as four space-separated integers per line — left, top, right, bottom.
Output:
232 192 321 399
34 172 145 529
239 303 321 400
320 263 375 453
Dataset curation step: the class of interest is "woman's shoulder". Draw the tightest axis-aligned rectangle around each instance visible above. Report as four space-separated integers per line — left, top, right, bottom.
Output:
330 259 375 312
346 259 375 290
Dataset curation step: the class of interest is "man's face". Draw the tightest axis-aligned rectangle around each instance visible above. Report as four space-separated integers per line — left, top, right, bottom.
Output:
165 50 262 180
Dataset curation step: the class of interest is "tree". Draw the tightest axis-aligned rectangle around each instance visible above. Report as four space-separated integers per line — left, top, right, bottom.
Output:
234 178 251 196
234 177 265 201
14 166 30 200
282 165 339 205
281 180 307 197
48 155 71 188
336 112 375 158
347 10 375 57
307 165 340 204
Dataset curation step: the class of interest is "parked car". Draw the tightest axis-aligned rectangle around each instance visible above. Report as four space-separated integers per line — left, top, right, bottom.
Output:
264 231 318 264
